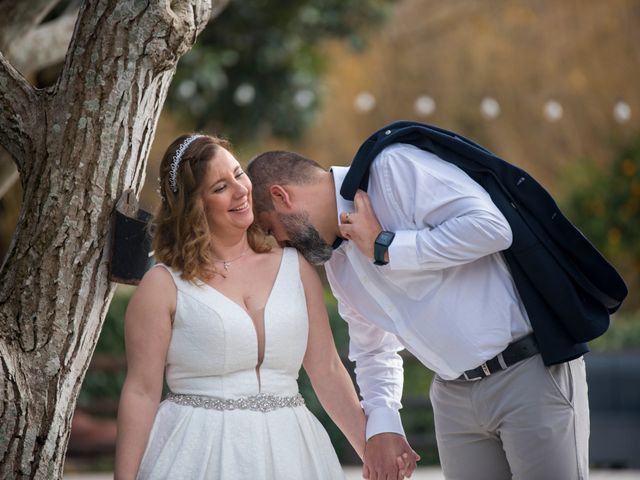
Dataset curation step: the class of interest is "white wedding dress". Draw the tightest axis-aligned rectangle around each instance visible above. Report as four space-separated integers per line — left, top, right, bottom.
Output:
137 248 346 479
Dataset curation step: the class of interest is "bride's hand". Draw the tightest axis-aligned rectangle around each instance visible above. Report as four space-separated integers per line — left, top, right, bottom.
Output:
396 452 418 478
362 433 420 479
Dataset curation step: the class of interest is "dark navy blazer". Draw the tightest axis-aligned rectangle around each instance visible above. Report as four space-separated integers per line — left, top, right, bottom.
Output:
341 121 628 366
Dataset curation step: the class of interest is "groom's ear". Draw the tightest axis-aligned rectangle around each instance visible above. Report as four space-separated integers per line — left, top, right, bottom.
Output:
269 185 293 209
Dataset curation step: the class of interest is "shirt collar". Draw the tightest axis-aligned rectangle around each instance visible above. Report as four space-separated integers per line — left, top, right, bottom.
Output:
330 166 353 249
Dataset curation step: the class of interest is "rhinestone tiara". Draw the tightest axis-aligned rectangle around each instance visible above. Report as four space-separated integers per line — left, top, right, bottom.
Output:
168 134 204 193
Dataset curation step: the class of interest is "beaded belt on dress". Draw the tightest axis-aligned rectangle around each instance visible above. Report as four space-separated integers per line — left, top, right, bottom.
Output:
165 392 305 413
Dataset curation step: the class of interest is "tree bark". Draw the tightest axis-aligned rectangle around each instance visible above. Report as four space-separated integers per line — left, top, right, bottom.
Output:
0 1 224 478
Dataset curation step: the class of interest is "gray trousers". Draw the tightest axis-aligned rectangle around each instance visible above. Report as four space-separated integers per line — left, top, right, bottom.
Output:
429 354 589 480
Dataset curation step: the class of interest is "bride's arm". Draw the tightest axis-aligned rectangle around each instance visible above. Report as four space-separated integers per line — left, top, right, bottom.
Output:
114 267 174 480
299 255 367 460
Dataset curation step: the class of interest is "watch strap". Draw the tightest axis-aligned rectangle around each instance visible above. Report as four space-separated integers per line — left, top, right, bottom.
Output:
374 231 395 265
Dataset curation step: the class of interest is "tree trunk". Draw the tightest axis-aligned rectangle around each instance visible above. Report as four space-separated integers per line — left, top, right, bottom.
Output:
0 1 222 478
0 1 78 198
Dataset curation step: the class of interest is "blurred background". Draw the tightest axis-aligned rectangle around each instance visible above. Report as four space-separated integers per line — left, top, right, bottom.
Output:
1 0 639 473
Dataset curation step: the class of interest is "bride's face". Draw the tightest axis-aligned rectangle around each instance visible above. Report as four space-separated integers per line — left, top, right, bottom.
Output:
201 148 253 234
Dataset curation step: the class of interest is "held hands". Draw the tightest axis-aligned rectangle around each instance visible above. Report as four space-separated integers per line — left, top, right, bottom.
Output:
363 433 421 480
339 190 383 260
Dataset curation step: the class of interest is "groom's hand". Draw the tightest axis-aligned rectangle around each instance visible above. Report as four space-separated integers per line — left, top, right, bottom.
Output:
339 190 382 260
363 432 420 480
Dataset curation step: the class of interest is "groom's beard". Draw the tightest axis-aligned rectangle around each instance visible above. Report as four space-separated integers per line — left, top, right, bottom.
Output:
277 211 333 265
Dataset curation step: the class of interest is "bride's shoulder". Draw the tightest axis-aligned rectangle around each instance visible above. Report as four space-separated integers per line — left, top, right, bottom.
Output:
276 247 308 267
139 263 177 291
252 246 285 270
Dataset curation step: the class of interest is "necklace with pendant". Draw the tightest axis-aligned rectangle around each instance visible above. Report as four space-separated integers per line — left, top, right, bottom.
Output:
212 246 250 271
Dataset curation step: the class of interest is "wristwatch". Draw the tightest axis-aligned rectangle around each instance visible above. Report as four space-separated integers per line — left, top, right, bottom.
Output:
373 231 395 266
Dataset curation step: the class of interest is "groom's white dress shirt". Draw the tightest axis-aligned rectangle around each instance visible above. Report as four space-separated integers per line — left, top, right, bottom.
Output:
325 143 532 440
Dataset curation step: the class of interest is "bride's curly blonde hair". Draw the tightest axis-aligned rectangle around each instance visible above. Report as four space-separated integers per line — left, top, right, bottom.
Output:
152 134 271 282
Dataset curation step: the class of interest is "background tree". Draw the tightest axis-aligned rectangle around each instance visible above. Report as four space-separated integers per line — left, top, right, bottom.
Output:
0 0 397 255
166 0 397 143
0 1 226 478
299 0 640 193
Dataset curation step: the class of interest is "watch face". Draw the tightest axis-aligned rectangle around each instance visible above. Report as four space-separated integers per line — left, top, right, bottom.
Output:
377 231 395 245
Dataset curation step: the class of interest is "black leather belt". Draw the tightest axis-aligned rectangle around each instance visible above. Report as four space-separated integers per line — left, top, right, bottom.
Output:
458 333 539 381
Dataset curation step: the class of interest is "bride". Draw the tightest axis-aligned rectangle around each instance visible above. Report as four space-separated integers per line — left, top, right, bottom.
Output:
113 134 414 479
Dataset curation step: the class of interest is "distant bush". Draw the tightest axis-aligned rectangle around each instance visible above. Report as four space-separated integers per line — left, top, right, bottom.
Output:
563 134 640 310
590 310 640 352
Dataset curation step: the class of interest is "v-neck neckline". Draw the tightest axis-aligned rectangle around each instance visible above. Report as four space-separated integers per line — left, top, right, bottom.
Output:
198 248 286 324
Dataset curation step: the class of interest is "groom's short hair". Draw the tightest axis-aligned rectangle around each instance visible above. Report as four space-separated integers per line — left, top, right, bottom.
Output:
247 151 325 213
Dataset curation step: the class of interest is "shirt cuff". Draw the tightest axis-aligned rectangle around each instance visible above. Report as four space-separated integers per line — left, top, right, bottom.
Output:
365 406 406 440
387 230 418 270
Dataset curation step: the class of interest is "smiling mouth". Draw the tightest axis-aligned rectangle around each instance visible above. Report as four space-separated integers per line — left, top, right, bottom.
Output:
229 201 250 212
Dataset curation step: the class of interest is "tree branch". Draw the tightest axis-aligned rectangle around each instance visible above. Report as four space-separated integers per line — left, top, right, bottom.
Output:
0 152 18 199
7 10 78 73
0 0 62 51
0 52 40 174
210 0 231 20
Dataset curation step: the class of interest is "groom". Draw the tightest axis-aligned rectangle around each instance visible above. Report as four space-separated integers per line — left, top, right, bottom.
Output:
247 122 622 479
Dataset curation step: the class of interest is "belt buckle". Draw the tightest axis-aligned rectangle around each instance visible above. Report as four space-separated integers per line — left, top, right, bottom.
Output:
462 362 491 381
463 371 482 381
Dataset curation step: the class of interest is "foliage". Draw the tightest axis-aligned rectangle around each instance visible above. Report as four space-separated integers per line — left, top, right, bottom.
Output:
77 287 129 408
166 0 396 143
590 310 640 352
562 134 640 309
